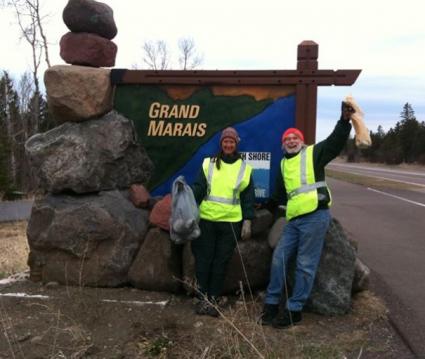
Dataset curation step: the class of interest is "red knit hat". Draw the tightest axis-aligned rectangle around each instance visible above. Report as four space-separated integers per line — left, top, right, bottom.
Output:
220 127 240 144
281 128 304 143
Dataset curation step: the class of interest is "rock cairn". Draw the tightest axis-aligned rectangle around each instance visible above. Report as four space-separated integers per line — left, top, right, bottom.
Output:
24 0 370 315
61 0 117 67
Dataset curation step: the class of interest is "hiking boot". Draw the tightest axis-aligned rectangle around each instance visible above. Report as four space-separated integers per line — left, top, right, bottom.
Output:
272 309 302 329
205 297 220 317
205 303 219 317
195 300 209 315
259 303 279 326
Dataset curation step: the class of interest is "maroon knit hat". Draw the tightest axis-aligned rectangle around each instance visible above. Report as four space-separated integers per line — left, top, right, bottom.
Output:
281 128 305 143
220 127 240 144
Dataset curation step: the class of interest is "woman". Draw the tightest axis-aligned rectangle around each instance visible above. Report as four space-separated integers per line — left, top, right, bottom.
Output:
191 127 255 317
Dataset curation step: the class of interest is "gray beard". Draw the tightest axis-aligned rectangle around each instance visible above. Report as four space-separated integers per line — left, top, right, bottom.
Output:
285 144 303 154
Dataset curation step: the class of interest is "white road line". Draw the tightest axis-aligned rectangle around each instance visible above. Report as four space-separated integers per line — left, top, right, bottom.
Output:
367 187 425 208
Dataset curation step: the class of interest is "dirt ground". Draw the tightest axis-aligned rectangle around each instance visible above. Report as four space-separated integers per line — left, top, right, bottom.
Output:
0 221 415 358
0 278 415 359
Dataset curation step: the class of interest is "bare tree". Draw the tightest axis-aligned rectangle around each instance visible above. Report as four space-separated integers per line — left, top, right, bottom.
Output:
18 72 33 112
142 40 170 70
18 71 33 138
178 37 203 70
4 0 52 133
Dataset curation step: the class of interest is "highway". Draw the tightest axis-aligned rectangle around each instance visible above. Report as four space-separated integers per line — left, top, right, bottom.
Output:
328 163 425 356
0 199 33 223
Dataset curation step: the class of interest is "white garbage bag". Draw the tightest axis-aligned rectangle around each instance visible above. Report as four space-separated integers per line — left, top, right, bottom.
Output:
169 176 201 244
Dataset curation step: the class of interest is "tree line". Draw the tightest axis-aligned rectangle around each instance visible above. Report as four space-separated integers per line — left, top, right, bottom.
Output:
0 71 51 199
343 103 425 165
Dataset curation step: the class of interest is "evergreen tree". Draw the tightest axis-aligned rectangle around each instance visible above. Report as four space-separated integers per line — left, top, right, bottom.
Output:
398 103 420 163
0 72 14 194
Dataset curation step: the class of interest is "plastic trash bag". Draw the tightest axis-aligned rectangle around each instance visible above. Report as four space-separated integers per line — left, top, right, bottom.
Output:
345 95 372 149
170 176 201 244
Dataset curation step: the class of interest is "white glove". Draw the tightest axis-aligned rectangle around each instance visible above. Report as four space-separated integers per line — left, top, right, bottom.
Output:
241 220 252 240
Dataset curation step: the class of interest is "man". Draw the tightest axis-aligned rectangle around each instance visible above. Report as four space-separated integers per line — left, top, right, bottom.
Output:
260 101 355 328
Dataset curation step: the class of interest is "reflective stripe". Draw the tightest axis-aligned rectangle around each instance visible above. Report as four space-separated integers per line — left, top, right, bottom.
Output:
206 195 240 205
206 160 215 196
206 159 247 204
233 161 246 200
287 181 327 199
300 147 307 185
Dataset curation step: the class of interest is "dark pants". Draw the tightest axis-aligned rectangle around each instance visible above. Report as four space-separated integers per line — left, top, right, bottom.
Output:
191 219 241 298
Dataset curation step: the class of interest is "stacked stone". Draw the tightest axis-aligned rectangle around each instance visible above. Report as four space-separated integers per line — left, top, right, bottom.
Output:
25 1 154 288
61 0 118 68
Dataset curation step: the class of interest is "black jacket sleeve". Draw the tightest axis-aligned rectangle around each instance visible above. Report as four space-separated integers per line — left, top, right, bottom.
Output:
314 118 352 168
240 174 255 220
265 165 288 212
191 167 208 206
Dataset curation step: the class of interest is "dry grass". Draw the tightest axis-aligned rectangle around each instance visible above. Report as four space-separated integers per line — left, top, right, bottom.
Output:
165 291 391 358
326 168 425 192
0 221 29 278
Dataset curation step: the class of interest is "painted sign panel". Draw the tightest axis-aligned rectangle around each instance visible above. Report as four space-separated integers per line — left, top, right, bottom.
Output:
113 85 296 200
240 152 271 199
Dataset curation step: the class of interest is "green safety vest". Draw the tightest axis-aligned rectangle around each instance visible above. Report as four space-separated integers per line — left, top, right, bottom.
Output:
199 157 252 222
281 145 331 221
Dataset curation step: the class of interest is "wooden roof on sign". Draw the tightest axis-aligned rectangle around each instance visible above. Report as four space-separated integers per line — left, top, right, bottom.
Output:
110 41 361 144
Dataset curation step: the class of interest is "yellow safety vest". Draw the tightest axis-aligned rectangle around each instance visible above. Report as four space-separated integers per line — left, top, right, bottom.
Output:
199 157 252 222
282 145 330 221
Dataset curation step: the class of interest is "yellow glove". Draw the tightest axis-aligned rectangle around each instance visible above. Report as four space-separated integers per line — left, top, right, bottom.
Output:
241 220 252 240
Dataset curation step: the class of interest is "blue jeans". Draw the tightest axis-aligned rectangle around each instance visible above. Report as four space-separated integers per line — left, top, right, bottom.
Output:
265 209 331 311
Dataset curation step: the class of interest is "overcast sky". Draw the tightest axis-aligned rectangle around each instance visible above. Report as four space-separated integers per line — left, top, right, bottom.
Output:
1 0 424 140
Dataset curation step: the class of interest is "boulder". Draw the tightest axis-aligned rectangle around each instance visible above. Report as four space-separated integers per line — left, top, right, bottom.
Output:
60 32 117 67
129 184 150 209
44 65 113 123
304 218 357 315
27 190 149 287
128 228 182 293
182 236 272 296
149 194 172 231
222 237 272 294
251 208 274 236
352 257 370 293
25 111 154 194
267 216 286 249
63 0 117 40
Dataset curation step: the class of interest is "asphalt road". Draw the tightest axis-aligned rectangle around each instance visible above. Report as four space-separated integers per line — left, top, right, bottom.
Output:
328 172 425 357
0 200 33 222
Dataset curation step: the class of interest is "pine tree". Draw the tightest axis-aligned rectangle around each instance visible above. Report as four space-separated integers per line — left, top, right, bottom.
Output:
398 103 420 163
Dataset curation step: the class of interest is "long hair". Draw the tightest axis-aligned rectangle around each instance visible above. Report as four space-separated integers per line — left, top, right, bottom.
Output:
212 149 241 170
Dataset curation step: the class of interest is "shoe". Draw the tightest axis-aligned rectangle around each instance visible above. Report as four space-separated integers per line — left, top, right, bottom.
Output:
195 299 220 317
195 300 209 315
205 297 220 317
205 304 219 317
272 309 302 329
259 303 279 326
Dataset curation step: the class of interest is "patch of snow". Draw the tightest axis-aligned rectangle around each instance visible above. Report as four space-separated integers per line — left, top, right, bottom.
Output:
0 271 30 285
101 299 169 307
0 292 49 299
